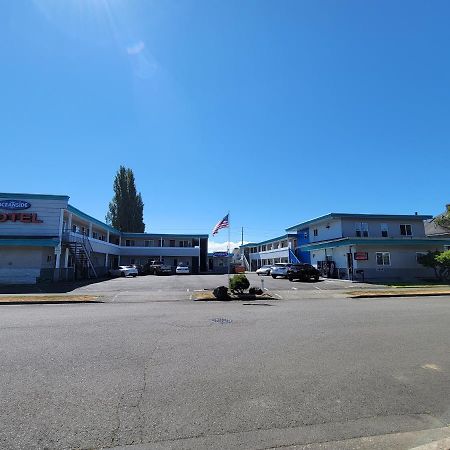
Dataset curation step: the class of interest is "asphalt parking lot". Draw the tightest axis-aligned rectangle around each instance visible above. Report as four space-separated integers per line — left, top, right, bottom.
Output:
59 272 367 303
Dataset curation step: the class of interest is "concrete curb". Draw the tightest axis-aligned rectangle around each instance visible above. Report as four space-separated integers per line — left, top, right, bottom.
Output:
349 291 450 299
410 437 450 449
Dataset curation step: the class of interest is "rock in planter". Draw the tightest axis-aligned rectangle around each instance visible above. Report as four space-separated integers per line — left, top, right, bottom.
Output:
213 286 230 300
249 287 263 296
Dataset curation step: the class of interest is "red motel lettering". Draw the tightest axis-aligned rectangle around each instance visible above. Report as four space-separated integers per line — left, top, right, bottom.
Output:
0 213 43 223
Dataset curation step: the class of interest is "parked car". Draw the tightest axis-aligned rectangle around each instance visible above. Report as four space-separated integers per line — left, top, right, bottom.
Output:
270 263 293 279
132 264 145 275
176 263 190 274
287 263 320 282
143 260 173 275
256 265 273 276
109 265 138 278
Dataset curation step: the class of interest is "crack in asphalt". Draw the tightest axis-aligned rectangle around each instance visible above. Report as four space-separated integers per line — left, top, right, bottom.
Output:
109 341 159 447
104 412 446 449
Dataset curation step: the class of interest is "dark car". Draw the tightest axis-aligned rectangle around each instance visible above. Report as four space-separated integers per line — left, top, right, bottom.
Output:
143 260 173 275
287 263 320 282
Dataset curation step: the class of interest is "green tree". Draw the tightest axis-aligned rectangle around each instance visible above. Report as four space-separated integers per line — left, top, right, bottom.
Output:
106 166 145 232
435 207 450 229
435 250 450 280
417 251 442 280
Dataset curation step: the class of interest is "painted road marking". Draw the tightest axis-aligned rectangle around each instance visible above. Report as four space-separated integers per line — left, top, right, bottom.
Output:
421 363 443 372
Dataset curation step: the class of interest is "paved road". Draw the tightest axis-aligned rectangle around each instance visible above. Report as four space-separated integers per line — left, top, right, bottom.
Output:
0 284 449 450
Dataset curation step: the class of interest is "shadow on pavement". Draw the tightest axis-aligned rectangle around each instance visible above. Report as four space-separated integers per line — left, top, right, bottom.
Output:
0 278 110 295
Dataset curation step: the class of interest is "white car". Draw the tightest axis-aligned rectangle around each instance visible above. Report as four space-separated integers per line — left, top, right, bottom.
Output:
256 265 272 276
176 263 190 274
109 265 138 278
270 263 293 279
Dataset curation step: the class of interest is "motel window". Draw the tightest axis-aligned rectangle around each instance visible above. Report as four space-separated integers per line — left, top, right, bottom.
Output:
445 245 450 251
376 252 390 266
400 224 412 236
125 240 135 247
179 240 190 247
262 245 266 251
281 241 287 248
47 255 52 262
313 229 318 237
145 240 154 247
92 231 98 239
380 223 388 237
170 240 176 247
72 224 77 233
356 223 369 237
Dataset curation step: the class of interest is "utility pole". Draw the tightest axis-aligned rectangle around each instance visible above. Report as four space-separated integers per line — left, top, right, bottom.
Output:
241 227 244 246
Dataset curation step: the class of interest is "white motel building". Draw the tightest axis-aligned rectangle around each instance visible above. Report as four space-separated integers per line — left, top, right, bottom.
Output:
242 213 450 282
0 193 208 284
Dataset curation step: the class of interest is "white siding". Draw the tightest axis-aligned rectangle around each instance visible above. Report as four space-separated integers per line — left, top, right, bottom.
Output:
0 196 68 237
309 219 342 243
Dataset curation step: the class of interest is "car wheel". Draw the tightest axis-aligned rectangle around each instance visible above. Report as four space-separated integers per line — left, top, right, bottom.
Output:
132 274 137 277
272 275 277 279
121 272 126 277
313 275 319 281
288 276 293 281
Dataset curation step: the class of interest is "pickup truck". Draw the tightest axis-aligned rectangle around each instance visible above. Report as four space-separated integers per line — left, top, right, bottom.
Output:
144 260 173 275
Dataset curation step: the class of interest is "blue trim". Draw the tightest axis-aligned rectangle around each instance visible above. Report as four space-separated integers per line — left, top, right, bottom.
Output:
68 205 119 234
239 233 296 248
0 238 59 247
122 232 209 238
0 192 69 201
286 213 433 232
300 237 450 251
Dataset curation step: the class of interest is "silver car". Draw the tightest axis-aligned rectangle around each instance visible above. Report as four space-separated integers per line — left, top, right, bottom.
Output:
109 265 138 278
270 263 293 279
256 265 273 276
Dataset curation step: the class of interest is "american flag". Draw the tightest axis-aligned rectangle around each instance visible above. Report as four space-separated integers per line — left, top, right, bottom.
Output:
212 214 229 236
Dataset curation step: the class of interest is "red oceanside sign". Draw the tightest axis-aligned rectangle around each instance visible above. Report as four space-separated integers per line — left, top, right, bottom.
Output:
0 213 43 223
354 252 368 260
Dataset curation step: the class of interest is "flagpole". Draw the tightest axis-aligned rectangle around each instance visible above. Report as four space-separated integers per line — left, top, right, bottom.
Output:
227 210 231 281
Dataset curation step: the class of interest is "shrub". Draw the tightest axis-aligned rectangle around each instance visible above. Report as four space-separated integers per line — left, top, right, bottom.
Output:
229 274 250 294
418 250 450 280
213 286 229 300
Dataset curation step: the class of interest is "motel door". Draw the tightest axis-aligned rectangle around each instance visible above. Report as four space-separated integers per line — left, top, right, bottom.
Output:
346 252 353 279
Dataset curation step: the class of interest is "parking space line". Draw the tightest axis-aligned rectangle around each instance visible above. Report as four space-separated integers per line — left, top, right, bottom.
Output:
314 286 322 290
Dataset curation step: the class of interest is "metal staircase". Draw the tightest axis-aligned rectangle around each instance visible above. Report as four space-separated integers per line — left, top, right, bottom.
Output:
242 254 251 271
62 232 98 278
288 248 301 264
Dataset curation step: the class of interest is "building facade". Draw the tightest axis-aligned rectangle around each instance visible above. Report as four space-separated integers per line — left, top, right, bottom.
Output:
0 193 208 284
241 234 299 271
286 213 450 281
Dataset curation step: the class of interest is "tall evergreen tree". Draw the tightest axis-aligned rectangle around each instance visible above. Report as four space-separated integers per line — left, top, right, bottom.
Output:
106 166 145 232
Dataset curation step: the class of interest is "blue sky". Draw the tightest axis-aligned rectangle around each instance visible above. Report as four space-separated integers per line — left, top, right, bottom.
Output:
1 0 449 250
